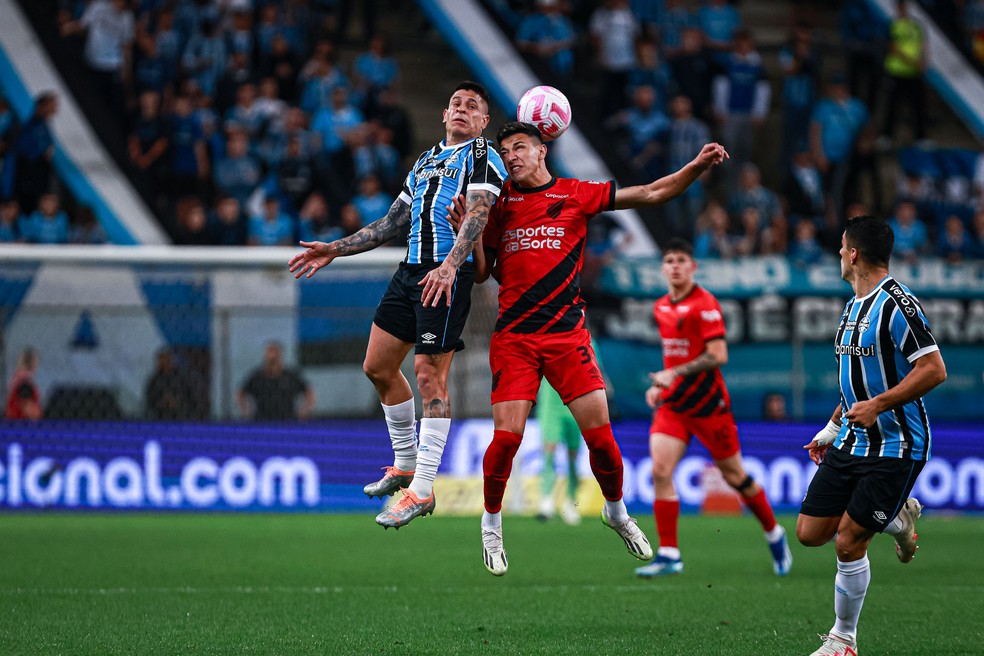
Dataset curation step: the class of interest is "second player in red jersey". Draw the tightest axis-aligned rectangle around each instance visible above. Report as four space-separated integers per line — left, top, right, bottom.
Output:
635 238 792 579
463 121 728 577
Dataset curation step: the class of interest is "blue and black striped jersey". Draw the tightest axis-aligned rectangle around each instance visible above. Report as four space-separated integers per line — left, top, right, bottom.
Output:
397 136 507 264
834 276 939 460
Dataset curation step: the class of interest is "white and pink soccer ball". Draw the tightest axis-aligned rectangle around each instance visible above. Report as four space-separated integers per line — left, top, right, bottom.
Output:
516 85 572 142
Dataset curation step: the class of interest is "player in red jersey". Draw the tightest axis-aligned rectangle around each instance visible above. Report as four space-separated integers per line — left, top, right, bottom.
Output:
634 238 793 578
443 121 727 576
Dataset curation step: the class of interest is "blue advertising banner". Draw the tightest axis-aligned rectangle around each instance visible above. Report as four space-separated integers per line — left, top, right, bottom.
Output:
2 419 980 514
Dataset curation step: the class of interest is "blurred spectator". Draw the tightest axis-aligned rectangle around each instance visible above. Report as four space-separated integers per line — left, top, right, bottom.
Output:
590 0 641 115
339 202 364 237
175 197 212 245
664 94 711 238
351 123 401 190
697 0 741 67
215 51 255 116
213 129 261 207
938 215 974 262
888 200 930 264
128 90 169 207
881 0 928 144
132 31 171 98
789 218 824 267
840 0 885 109
970 208 984 258
207 195 247 245
762 392 788 421
733 206 765 256
966 1 984 65
260 33 300 103
144 347 194 420
712 29 770 193
60 0 134 112
299 40 349 114
0 199 24 243
298 191 342 243
516 0 577 76
256 4 291 61
657 0 696 59
248 196 295 246
225 8 255 71
278 136 317 213
782 150 826 224
370 86 412 160
225 83 265 140
168 94 209 196
607 85 670 180
14 93 58 213
810 74 870 229
261 106 316 170
0 95 16 197
237 341 314 421
351 174 391 227
668 27 714 121
627 39 675 111
778 23 821 171
181 19 227 97
353 33 401 110
69 207 108 244
312 86 365 157
24 193 69 244
5 347 42 420
693 201 735 259
255 78 288 133
729 163 781 229
146 8 181 84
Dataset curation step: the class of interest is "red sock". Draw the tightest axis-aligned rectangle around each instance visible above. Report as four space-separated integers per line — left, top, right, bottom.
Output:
483 429 523 513
742 488 777 533
582 424 623 501
653 498 680 549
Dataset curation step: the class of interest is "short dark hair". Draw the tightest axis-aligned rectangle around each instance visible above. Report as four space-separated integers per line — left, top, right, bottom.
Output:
454 81 490 108
845 214 893 267
496 121 543 145
662 237 694 258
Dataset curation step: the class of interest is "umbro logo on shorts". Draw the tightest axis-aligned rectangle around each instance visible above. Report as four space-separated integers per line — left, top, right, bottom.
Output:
873 510 887 523
421 332 437 344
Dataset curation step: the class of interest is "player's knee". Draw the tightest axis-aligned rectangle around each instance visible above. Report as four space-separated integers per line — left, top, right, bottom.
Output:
363 358 392 385
650 460 675 483
726 473 756 493
413 368 446 400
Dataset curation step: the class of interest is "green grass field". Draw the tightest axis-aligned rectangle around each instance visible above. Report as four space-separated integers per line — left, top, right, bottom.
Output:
1 512 982 655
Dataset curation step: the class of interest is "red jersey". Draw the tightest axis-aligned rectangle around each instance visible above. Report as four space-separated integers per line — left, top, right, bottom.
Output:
483 176 614 334
5 371 40 419
653 285 731 417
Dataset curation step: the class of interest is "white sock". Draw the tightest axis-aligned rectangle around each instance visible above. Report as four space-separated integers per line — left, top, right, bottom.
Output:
408 418 450 498
604 498 629 524
832 555 870 643
765 524 785 543
382 399 417 471
882 514 904 537
482 510 502 530
657 546 681 560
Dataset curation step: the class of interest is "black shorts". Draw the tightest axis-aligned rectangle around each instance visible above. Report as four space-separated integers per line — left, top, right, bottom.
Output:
373 261 475 355
800 447 925 533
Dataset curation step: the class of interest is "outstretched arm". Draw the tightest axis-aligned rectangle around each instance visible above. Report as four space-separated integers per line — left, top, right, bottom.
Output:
288 198 411 278
613 143 728 209
446 193 494 283
420 189 496 306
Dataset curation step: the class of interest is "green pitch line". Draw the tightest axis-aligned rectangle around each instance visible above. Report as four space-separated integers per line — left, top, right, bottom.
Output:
0 513 981 655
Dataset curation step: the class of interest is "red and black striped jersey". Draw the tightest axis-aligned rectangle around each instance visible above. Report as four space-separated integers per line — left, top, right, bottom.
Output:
484 176 615 334
653 285 732 417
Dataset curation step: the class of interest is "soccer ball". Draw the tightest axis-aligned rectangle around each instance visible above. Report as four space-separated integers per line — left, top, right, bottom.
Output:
517 86 572 142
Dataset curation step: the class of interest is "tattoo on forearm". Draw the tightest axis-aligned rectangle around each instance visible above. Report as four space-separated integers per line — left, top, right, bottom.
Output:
333 199 410 256
673 351 719 378
446 190 493 268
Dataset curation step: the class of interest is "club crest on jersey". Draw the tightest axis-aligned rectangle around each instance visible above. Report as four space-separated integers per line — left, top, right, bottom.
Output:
857 316 870 333
474 137 487 159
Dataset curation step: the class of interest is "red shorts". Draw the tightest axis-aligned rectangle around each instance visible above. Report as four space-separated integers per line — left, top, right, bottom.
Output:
489 329 605 405
649 405 740 460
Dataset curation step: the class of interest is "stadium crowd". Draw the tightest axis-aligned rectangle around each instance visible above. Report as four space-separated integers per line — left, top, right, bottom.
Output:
1 0 983 262
498 0 984 262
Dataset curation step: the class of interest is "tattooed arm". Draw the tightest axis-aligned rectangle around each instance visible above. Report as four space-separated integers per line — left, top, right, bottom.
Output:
419 189 495 307
650 338 728 389
288 198 411 278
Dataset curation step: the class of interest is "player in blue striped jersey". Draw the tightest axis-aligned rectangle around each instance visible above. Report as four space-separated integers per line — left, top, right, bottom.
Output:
797 215 947 656
289 82 507 529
